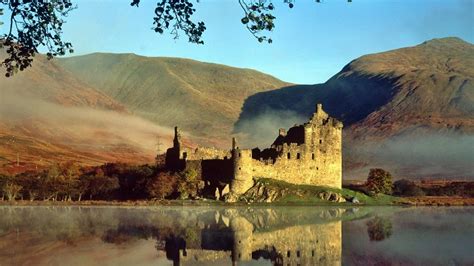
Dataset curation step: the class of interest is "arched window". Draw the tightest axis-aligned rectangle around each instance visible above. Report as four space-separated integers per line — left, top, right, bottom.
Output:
296 153 301 159
287 153 291 159
312 153 315 160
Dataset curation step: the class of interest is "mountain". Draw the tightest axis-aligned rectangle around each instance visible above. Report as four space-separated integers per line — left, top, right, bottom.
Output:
58 53 290 146
0 52 171 174
234 37 474 179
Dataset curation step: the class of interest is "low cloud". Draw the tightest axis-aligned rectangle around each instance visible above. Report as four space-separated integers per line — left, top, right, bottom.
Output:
233 108 307 149
346 132 474 179
0 91 175 163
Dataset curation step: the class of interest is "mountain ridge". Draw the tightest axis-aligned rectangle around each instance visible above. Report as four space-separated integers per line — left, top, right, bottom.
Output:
233 37 474 179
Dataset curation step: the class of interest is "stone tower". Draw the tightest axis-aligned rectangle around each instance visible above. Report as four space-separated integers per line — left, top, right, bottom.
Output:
229 103 343 198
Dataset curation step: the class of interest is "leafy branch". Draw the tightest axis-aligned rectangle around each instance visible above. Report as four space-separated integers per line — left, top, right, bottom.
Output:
0 0 75 77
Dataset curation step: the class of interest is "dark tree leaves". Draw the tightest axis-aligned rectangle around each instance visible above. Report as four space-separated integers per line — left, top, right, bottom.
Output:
131 0 206 44
1 0 353 77
0 0 75 77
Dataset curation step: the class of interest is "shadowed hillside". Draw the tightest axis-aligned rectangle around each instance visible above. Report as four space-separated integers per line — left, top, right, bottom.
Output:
58 54 290 146
234 37 474 179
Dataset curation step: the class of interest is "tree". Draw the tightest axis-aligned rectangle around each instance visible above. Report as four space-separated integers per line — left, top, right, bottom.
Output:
147 172 177 200
16 171 41 201
3 182 22 201
393 179 425 197
83 168 119 200
1 0 351 76
366 168 393 195
177 168 199 199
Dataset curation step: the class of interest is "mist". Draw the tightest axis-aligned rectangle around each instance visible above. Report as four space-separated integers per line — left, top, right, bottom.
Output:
233 109 473 179
345 132 474 180
233 108 307 148
0 91 175 165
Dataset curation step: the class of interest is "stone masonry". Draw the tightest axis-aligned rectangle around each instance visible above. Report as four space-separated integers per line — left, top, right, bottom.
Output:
165 103 343 200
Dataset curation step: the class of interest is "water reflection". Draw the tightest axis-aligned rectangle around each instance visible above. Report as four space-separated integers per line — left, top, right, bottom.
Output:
0 206 357 265
366 216 392 242
0 206 473 265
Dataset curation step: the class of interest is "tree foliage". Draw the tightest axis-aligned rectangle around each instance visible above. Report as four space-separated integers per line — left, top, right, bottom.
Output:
0 0 75 77
393 179 425 197
147 171 177 199
366 168 393 195
1 0 351 77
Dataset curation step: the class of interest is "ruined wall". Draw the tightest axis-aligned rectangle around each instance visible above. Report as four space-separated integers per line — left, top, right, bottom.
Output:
166 104 342 198
231 104 342 195
180 146 231 161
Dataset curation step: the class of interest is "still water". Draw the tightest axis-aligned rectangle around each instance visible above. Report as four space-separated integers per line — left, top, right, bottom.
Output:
0 206 472 266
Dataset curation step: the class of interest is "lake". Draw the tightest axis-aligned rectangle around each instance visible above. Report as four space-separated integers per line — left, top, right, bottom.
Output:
0 206 472 265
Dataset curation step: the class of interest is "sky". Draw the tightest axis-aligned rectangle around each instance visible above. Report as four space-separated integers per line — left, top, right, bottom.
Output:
26 0 474 84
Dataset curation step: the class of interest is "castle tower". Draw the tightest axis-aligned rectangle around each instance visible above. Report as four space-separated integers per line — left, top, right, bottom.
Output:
165 126 184 170
173 126 182 151
230 143 254 198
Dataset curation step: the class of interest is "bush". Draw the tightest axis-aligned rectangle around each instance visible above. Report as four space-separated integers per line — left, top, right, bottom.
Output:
147 172 177 200
393 179 425 197
177 169 199 199
366 168 393 195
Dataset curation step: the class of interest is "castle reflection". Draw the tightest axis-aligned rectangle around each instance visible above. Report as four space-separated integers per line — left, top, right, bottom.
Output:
103 207 349 266
0 206 361 266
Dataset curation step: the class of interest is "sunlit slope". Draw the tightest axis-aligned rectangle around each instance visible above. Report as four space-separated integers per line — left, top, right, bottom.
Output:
236 37 474 141
58 53 290 145
0 53 170 174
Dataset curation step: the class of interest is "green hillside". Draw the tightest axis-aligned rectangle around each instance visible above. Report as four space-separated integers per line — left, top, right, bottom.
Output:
59 53 290 146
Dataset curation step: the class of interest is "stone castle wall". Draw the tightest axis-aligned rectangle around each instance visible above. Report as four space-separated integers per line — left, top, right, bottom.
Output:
166 104 343 198
230 104 342 195
180 146 232 161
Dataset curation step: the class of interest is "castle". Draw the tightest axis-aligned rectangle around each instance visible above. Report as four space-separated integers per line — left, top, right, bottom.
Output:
165 104 343 200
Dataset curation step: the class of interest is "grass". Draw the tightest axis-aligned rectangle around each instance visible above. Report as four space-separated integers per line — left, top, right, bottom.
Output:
255 178 399 205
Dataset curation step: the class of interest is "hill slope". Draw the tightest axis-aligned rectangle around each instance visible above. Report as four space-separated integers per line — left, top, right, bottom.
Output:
234 37 474 179
58 54 290 146
0 53 171 174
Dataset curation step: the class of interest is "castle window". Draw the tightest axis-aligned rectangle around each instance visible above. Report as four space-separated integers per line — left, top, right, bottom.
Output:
296 153 301 159
182 152 187 159
312 250 315 257
287 153 291 159
316 167 319 170
319 139 322 144
239 167 241 170
239 153 242 157
297 250 301 257
287 251 291 257
312 153 315 160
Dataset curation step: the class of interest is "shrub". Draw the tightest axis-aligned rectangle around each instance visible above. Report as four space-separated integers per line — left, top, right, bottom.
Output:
393 179 425 197
147 172 177 200
177 169 199 199
366 168 393 195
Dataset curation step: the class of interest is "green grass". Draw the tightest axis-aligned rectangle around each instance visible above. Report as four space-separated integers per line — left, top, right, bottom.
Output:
254 178 399 205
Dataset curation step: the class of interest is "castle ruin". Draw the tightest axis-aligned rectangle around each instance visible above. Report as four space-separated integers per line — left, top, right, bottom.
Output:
165 103 343 200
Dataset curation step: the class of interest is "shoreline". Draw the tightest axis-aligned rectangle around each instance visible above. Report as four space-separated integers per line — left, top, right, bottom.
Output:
1 196 473 207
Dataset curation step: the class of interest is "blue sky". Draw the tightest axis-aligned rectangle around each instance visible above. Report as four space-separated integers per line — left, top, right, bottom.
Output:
36 0 474 83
